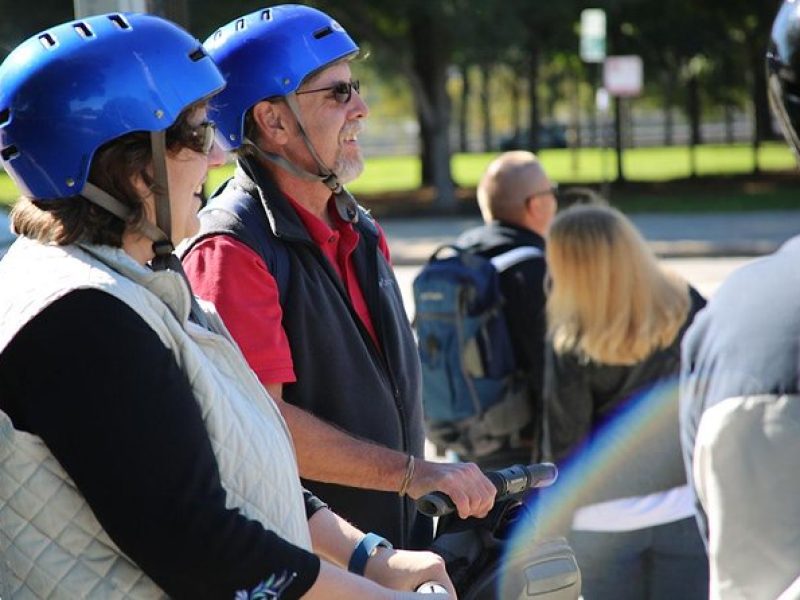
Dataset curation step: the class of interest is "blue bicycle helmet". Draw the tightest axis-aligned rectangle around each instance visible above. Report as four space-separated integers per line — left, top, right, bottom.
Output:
204 4 359 152
0 12 225 200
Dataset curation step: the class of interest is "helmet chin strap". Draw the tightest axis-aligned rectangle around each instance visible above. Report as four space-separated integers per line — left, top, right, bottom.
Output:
243 92 359 223
81 131 209 327
81 181 167 243
148 129 177 271
81 132 175 267
81 131 177 271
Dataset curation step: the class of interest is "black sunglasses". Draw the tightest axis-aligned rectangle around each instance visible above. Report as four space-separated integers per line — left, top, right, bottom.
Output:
528 183 559 201
296 79 361 104
168 120 216 155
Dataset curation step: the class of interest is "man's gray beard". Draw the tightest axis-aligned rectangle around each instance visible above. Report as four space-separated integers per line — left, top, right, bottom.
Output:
333 152 364 185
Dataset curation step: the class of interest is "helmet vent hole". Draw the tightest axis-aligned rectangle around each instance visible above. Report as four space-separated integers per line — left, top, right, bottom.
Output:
108 14 131 30
189 47 207 62
0 109 9 126
1 145 19 161
73 22 95 39
313 26 333 40
235 18 246 31
260 9 272 21
38 33 58 50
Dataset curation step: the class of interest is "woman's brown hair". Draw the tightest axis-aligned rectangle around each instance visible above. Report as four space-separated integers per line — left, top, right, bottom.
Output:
11 102 205 247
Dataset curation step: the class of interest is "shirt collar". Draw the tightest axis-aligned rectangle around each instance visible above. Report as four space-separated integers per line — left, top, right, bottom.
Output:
284 193 354 247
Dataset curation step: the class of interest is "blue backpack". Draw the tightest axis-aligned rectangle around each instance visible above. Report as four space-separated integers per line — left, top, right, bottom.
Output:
413 244 543 458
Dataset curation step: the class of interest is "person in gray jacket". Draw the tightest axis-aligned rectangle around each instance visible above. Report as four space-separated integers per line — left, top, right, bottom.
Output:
679 1 800 597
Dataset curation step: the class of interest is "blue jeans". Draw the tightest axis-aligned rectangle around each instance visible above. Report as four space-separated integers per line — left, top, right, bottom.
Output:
569 517 708 600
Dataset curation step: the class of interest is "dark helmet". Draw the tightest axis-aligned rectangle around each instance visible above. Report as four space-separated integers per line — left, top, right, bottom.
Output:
767 0 800 160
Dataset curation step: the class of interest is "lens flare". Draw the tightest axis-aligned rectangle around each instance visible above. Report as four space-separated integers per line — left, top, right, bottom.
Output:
495 378 682 598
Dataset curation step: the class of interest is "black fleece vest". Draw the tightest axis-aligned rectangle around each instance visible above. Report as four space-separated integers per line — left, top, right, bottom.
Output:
186 158 430 549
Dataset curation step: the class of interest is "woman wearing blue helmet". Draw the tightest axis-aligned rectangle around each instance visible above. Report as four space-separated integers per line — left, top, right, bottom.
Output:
0 13 453 599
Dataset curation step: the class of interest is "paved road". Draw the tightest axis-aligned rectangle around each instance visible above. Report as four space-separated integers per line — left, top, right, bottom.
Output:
2 209 798 261
393 257 751 325
382 211 800 264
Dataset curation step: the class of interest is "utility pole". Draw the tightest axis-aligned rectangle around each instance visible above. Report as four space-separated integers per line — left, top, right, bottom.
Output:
74 0 189 28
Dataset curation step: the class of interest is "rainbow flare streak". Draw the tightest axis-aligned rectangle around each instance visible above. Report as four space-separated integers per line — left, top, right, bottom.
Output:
495 377 685 598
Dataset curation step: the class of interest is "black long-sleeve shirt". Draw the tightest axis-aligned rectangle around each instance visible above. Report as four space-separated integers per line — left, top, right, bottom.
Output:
0 288 321 598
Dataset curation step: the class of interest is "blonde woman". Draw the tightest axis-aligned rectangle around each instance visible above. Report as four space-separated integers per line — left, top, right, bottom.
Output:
543 205 708 600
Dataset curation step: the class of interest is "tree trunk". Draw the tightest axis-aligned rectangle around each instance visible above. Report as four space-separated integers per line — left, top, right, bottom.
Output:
588 65 599 147
409 11 455 208
153 0 189 27
614 96 625 183
752 9 775 143
724 104 735 145
511 77 522 141
686 74 701 177
750 39 772 174
662 70 675 146
527 36 541 152
571 68 582 148
687 74 702 146
480 63 492 152
458 64 470 153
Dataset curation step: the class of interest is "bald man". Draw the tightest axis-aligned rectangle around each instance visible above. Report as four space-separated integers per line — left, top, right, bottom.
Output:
455 151 557 469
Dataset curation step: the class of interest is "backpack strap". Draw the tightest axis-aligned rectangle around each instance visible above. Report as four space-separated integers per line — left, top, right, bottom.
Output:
490 246 543 273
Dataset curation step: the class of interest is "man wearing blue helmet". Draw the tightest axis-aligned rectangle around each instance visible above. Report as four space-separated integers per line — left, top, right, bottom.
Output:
679 1 800 597
0 13 458 599
183 5 496 550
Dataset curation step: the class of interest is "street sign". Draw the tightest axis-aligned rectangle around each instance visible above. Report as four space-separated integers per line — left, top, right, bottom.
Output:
580 9 606 63
603 55 643 97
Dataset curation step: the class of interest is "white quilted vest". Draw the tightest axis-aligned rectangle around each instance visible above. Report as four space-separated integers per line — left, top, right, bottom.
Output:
0 238 312 599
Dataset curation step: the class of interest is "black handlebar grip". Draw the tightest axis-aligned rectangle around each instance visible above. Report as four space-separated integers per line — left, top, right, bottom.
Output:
415 463 558 518
415 491 455 517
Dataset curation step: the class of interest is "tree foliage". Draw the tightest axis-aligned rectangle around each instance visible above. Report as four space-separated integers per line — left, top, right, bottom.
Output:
0 0 782 203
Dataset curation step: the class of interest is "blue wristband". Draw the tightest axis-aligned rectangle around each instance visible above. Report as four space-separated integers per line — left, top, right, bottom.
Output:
348 532 393 575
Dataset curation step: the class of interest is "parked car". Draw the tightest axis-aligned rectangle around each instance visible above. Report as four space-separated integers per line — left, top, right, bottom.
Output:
499 123 568 151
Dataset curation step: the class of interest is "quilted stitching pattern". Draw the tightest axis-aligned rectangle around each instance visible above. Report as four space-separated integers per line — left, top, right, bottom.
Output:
0 240 311 596
0 414 164 598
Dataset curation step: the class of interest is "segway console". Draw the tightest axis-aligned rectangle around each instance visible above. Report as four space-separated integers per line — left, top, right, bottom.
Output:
416 463 581 600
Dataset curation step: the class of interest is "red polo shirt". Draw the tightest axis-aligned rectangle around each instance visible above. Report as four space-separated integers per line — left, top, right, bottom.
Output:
183 194 391 387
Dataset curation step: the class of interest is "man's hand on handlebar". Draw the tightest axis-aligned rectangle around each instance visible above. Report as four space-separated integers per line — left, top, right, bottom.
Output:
406 461 496 519
415 463 560 518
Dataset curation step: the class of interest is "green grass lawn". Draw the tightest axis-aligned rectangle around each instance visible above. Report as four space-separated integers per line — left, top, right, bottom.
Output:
2 142 798 210
204 142 798 195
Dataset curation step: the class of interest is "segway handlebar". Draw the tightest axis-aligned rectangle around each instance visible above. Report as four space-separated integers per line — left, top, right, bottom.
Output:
415 463 558 518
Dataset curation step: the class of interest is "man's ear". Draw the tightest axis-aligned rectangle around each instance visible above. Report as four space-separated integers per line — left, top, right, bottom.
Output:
524 195 539 217
252 100 290 146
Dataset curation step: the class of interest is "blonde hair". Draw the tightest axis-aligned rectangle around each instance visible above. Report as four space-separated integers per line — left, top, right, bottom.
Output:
546 205 690 365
